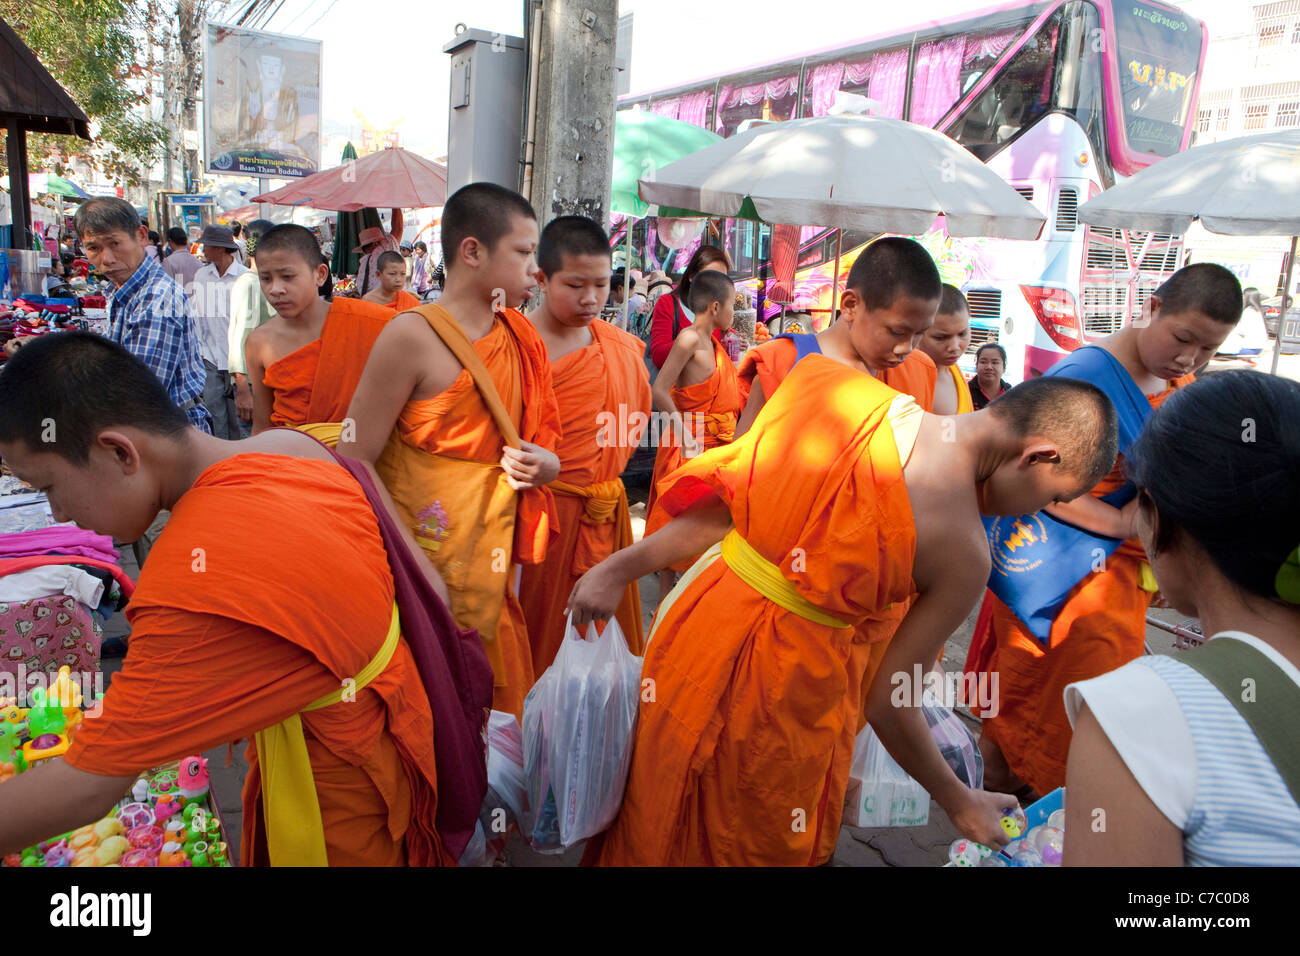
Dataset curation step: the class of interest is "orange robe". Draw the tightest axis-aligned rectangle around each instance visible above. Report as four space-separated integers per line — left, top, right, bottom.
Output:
385 309 561 719
593 355 918 866
263 298 395 427
378 289 421 312
738 337 937 412
643 336 742 569
737 337 940 698
65 455 451 866
971 373 1195 794
518 320 651 671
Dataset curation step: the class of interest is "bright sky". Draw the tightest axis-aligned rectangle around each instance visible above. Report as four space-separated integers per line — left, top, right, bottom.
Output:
221 0 1241 163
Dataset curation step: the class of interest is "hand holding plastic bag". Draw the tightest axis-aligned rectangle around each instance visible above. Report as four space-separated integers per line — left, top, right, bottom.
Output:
522 613 642 850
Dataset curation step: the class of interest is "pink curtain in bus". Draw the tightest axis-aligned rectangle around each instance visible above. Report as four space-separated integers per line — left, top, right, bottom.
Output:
715 75 800 131
910 36 965 127
651 97 683 120
678 90 713 129
808 62 846 117
843 59 874 87
869 49 908 119
964 28 1018 65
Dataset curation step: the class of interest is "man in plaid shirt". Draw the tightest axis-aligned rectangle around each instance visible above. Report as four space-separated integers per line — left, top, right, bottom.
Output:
73 198 211 434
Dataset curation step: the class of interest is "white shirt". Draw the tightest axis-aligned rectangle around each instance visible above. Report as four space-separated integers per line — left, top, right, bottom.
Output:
187 260 249 370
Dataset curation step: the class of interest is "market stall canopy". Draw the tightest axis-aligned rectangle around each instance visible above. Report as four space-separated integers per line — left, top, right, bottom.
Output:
0 17 91 139
638 114 1045 240
1077 129 1300 236
613 110 721 218
251 146 447 212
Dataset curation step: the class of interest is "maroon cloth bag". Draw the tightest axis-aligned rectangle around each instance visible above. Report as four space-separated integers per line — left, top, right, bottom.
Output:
331 453 493 860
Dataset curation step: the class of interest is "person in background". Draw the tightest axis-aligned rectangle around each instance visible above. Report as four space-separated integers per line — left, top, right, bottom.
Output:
161 226 202 290
648 245 731 369
227 218 277 435
400 241 415 285
145 230 162 260
1064 371 1300 866
189 224 249 440
231 220 248 265
919 284 974 416
969 342 1011 410
361 251 419 312
411 241 432 299
354 208 405 296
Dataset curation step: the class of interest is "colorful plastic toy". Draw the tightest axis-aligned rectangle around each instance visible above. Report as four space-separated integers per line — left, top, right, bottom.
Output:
126 825 162 854
26 686 65 738
94 835 129 866
177 755 209 806
116 802 154 829
148 770 178 802
118 849 156 867
21 732 69 764
163 819 188 846
158 842 190 867
44 840 74 867
153 793 182 824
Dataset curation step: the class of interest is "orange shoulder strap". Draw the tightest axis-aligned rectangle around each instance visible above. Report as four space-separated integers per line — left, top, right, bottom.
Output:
414 304 522 449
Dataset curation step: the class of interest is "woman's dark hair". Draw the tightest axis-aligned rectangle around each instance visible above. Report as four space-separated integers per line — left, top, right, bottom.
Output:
676 244 731 305
975 342 1007 365
1128 370 1300 602
148 230 160 245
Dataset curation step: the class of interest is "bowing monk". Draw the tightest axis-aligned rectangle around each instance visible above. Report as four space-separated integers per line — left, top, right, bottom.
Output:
245 224 396 433
918 284 974 416
339 182 562 719
644 269 742 605
969 263 1244 798
362 250 421 312
518 216 651 670
0 333 459 865
567 356 1118 865
736 237 942 439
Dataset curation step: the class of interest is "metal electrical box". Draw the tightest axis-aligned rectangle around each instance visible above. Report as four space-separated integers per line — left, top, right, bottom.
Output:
443 28 526 195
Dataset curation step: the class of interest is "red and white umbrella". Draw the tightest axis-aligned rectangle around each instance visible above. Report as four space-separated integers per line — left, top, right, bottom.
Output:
251 146 447 212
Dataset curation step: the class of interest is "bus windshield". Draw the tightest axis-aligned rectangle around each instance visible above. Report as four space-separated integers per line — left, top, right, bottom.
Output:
1114 0 1202 158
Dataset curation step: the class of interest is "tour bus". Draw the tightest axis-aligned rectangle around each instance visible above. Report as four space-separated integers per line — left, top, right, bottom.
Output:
617 0 1207 381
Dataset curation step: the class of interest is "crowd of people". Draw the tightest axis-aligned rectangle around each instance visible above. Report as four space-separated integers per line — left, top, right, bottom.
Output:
0 185 1296 868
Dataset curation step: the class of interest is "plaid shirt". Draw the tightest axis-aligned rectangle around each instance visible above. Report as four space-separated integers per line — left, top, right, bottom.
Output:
108 254 211 432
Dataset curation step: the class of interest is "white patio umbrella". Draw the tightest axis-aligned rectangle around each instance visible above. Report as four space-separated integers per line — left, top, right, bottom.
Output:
637 114 1044 313
638 114 1046 240
1078 128 1300 375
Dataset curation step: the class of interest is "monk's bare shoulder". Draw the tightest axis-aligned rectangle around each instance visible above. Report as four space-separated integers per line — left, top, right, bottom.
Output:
235 428 335 463
376 310 461 399
912 502 989 600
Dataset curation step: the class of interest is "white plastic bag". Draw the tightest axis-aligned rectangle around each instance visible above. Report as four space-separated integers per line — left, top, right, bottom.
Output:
522 613 642 849
844 724 931 828
921 687 984 790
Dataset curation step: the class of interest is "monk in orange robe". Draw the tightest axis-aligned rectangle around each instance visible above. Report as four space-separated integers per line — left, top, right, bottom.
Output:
340 183 562 719
244 224 395 431
362 250 422 313
969 263 1243 796
0 332 453 865
643 270 741 605
566 353 1119 864
518 217 652 670
917 284 974 416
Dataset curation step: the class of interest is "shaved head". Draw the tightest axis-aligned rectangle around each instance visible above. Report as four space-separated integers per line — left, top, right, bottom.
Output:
988 376 1118 488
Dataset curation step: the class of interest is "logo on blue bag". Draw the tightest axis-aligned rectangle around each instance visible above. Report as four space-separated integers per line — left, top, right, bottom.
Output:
988 513 1050 578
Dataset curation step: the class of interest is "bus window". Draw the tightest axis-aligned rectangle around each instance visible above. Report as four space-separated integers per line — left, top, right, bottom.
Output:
715 69 799 137
910 24 1027 128
1053 1 1106 175
945 8 1065 160
1113 0 1202 158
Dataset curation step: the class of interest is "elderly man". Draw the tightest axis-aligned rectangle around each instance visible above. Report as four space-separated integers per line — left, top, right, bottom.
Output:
189 224 249 439
73 197 210 433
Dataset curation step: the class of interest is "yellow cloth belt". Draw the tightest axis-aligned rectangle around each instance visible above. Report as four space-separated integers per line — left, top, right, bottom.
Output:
698 412 735 444
254 602 401 867
294 421 344 447
551 477 625 524
720 529 849 629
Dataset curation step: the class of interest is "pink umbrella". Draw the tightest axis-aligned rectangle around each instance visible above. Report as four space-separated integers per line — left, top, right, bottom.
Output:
251 146 447 211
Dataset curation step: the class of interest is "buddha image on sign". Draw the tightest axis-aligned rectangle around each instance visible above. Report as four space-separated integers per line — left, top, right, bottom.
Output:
235 53 307 159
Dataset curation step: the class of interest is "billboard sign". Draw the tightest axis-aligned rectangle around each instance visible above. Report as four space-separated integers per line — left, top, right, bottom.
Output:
204 22 322 179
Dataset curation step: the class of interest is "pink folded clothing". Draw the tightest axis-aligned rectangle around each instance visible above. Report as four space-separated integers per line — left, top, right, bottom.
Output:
0 526 119 564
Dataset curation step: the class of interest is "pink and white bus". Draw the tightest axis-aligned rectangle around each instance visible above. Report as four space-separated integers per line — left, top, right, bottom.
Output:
617 0 1208 381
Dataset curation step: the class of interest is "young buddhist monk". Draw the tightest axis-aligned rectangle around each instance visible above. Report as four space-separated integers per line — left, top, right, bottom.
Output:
644 269 741 605
736 237 942 439
919 284 974 416
567 356 1119 865
338 182 562 719
517 216 652 670
244 224 396 433
0 333 464 866
967 263 1243 799
363 250 421 312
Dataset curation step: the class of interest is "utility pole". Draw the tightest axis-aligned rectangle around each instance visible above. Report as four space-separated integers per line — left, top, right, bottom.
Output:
177 0 206 193
526 0 618 229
